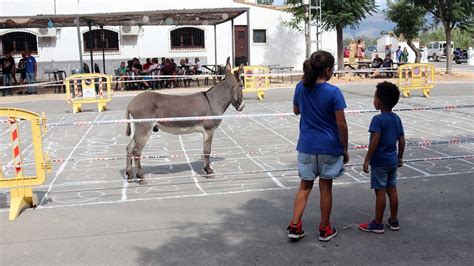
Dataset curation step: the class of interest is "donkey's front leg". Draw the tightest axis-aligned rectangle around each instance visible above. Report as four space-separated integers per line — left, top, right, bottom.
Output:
202 129 215 175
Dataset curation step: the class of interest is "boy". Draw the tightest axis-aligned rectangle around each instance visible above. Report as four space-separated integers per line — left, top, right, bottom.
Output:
359 81 405 233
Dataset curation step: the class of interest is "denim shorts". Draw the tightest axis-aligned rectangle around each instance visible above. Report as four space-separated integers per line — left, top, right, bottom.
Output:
371 164 398 189
297 152 344 181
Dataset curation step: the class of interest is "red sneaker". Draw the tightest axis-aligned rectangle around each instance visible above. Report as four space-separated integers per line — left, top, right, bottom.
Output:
319 223 337 242
287 221 305 240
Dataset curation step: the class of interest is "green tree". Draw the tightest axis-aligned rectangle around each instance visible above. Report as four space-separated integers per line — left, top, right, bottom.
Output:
412 0 473 73
285 0 378 73
419 27 473 49
385 0 427 63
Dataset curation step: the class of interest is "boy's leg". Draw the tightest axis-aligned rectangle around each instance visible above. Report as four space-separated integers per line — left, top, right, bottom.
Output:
319 178 333 227
386 186 398 221
292 179 314 224
374 189 387 224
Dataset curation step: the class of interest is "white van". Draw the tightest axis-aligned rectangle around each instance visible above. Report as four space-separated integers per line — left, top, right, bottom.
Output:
427 41 454 61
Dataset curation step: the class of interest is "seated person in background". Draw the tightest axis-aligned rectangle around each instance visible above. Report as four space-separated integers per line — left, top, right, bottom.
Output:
193 57 202 74
117 61 127 90
171 59 177 71
146 58 160 73
177 59 188 75
372 54 384 68
160 59 177 88
371 55 394 78
160 57 166 69
185 57 192 67
143 58 152 71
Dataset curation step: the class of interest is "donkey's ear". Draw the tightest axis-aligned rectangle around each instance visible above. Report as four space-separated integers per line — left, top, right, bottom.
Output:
225 57 231 73
234 63 244 80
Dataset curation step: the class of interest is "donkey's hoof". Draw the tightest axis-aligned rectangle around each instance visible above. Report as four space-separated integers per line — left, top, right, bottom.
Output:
137 179 148 185
203 167 214 176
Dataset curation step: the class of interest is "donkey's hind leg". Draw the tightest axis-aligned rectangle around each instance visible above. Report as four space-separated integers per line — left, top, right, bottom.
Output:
202 128 216 175
126 138 135 181
132 123 154 183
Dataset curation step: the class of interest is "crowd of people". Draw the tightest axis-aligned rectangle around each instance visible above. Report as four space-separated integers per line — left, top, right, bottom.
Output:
0 50 37 96
116 57 203 90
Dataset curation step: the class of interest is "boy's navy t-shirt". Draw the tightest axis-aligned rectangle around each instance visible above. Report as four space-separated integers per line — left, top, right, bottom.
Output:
293 81 346 155
369 112 404 166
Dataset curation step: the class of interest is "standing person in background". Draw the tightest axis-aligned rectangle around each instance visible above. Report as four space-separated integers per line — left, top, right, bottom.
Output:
1 51 15 96
357 39 366 61
395 46 402 62
287 50 349 242
400 47 409 63
15 52 27 95
349 39 357 65
25 50 37 95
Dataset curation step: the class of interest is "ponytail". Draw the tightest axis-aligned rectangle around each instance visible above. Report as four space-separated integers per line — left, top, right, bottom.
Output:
302 50 335 88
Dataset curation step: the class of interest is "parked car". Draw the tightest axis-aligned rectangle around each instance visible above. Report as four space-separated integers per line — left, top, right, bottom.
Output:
366 46 377 53
427 41 453 61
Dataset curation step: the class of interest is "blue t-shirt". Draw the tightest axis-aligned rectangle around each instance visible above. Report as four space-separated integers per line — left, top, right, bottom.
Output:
293 81 347 155
25 56 36 73
369 112 405 166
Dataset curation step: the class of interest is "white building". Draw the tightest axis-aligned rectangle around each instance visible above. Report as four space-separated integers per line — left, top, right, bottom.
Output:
0 0 337 79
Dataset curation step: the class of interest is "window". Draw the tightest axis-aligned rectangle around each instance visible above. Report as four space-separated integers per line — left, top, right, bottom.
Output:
1 31 38 55
170 27 205 50
83 29 119 52
253 29 266 43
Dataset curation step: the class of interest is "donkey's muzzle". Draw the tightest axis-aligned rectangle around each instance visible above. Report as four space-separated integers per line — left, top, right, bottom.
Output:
237 103 245 112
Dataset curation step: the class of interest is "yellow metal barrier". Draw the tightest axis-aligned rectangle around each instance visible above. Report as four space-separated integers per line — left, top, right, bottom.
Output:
65 73 113 113
0 108 51 221
398 63 435 98
234 66 270 100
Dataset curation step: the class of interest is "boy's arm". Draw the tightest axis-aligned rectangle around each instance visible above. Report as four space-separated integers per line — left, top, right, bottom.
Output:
335 110 349 163
398 135 406 167
293 105 300 115
363 132 380 173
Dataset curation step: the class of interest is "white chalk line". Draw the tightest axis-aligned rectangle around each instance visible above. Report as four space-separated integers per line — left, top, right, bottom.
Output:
0 170 470 213
219 124 287 189
179 135 207 195
38 113 102 206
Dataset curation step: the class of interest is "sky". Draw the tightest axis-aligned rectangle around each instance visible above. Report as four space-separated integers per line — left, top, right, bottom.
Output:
273 0 395 39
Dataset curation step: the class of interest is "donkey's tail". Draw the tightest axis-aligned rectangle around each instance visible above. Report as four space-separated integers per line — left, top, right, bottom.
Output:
125 110 132 136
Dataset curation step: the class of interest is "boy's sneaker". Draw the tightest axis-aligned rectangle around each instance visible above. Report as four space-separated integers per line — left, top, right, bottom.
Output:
359 220 385 234
287 221 305 240
319 223 337 242
386 218 400 231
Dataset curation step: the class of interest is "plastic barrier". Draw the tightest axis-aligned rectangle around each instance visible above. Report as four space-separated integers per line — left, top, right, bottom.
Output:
0 108 51 221
398 63 435 98
235 66 270 100
65 73 113 113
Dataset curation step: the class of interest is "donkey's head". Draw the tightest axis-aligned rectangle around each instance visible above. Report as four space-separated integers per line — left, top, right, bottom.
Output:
225 57 245 112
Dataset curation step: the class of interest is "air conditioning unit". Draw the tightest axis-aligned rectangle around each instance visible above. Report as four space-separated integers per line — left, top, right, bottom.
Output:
120 26 139 35
38 28 57 37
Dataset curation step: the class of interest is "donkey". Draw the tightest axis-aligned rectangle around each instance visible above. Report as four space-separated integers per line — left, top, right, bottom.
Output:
125 59 244 182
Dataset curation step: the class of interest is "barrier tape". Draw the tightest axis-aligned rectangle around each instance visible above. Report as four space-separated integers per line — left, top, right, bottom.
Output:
5 137 473 169
40 104 474 127
3 154 473 190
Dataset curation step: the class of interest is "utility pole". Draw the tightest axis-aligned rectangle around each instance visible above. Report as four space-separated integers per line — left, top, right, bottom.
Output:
312 0 322 51
304 0 311 59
